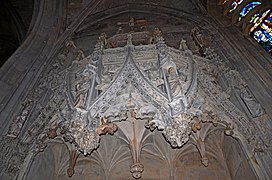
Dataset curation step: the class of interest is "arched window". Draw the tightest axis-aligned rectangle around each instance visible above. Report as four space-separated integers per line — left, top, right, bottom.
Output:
217 0 272 56
250 9 270 32
238 2 262 21
250 10 272 55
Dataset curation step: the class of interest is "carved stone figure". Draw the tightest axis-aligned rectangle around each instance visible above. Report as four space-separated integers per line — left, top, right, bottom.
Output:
74 75 90 108
191 27 208 55
7 110 29 138
95 117 117 135
97 76 111 91
74 64 97 108
225 70 264 117
167 67 183 97
179 39 189 51
240 88 264 117
129 17 135 28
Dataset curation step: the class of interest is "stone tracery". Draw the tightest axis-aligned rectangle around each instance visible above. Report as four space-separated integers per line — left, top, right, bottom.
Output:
0 1 271 179
21 26 265 179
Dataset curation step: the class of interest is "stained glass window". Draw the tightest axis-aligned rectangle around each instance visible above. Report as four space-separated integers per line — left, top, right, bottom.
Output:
238 2 261 21
229 0 244 13
223 0 230 4
250 13 260 24
250 10 270 32
250 10 272 55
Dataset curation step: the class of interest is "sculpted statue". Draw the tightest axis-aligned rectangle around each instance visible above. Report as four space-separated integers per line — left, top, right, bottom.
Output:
150 70 164 87
74 78 90 108
95 75 111 91
161 57 182 96
191 27 208 55
167 67 182 97
226 70 264 117
179 39 189 51
95 66 114 92
95 117 117 135
240 88 264 117
129 17 135 28
127 33 133 45
74 64 97 108
117 26 123 34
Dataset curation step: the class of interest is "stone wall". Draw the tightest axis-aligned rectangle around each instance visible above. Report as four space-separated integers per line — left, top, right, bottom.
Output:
0 1 271 180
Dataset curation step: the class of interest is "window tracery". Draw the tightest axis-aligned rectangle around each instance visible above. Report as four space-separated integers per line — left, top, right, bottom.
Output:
250 9 270 32
229 0 244 13
238 1 261 21
219 0 272 56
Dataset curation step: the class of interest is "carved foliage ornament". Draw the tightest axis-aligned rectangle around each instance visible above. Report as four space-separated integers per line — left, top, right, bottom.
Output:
21 27 264 179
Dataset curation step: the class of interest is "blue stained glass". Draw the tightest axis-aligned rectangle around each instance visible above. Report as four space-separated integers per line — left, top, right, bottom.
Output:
229 0 244 13
266 14 272 22
264 13 272 27
252 28 272 55
259 12 272 36
250 10 272 55
239 2 261 21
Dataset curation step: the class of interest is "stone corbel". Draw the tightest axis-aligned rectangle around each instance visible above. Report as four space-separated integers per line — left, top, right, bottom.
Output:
129 137 144 179
191 116 201 133
191 110 236 167
116 119 146 179
163 113 194 148
31 116 61 153
191 123 211 167
95 117 118 135
197 137 208 167
43 114 119 177
104 97 151 179
200 110 234 136
66 146 79 177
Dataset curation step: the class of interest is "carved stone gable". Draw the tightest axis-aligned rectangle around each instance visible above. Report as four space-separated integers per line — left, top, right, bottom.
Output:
21 28 265 179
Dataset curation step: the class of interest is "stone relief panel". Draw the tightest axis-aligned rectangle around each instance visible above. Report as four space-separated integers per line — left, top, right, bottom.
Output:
225 70 264 118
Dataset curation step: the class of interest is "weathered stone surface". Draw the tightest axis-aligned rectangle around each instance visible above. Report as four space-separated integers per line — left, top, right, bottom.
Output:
0 1 271 180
